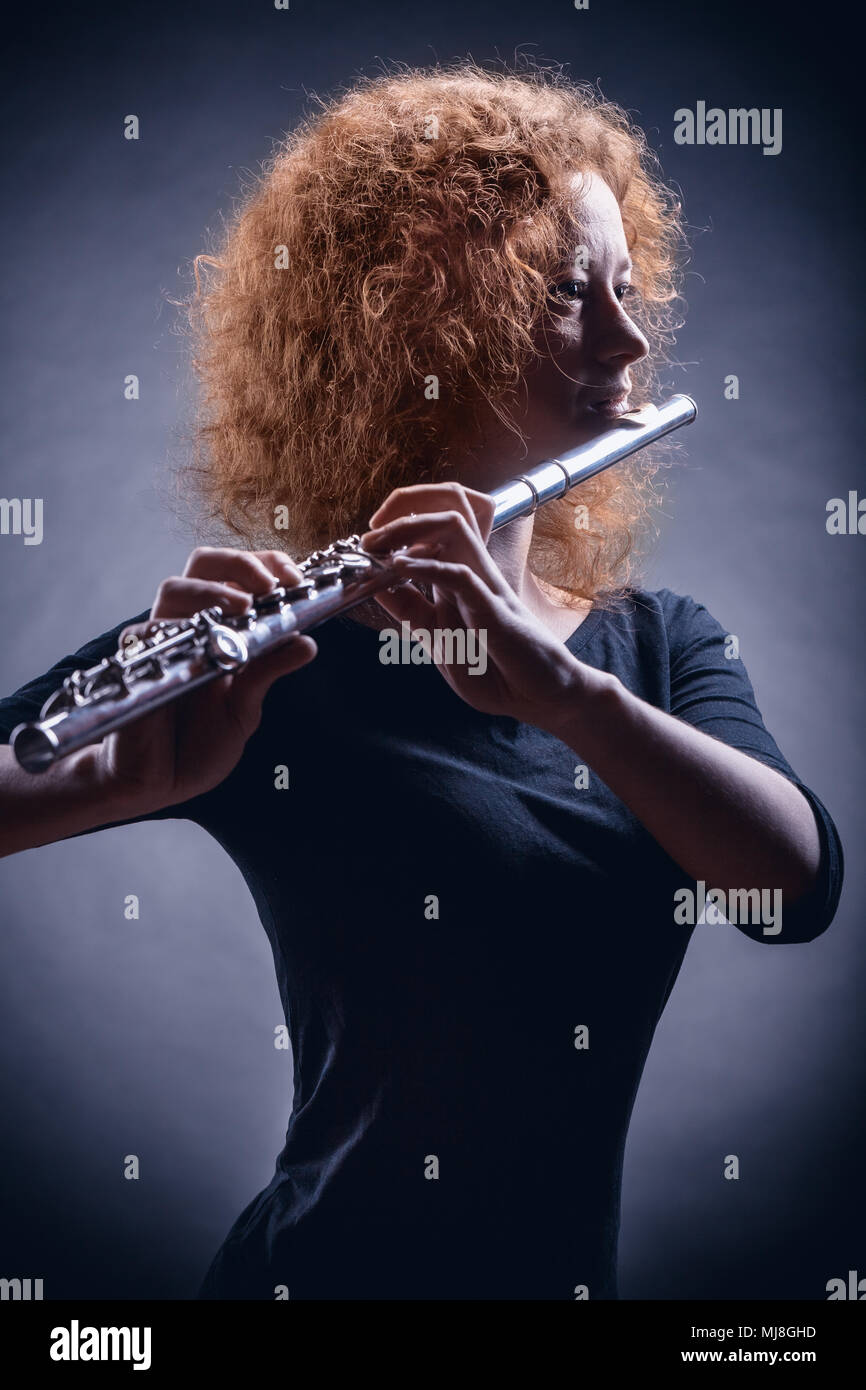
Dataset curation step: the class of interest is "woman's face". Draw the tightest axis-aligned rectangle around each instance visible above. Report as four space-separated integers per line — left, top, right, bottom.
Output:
459 172 651 486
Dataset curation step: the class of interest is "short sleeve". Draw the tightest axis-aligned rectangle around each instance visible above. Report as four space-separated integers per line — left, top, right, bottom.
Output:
0 611 209 837
660 589 844 944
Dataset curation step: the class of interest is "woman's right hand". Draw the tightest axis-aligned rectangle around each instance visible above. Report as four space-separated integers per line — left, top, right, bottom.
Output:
95 547 317 813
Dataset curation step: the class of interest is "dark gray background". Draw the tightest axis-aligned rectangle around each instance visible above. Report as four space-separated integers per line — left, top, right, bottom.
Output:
0 0 861 1299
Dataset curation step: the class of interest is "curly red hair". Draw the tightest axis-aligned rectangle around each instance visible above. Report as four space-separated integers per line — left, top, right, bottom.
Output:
185 62 685 601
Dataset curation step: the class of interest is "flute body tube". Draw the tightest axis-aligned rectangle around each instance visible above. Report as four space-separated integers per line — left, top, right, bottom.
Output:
11 393 696 773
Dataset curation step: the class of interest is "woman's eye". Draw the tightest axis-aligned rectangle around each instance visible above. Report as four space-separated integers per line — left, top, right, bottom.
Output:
551 279 586 302
550 281 634 304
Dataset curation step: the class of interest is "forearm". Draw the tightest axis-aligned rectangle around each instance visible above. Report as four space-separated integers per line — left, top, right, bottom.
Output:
555 672 822 902
0 745 137 858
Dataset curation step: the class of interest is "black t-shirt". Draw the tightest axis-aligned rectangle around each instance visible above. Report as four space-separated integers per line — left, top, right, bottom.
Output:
0 588 844 1300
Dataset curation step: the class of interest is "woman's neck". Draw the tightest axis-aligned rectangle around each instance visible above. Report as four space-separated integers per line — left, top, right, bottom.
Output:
487 516 533 600
490 518 593 639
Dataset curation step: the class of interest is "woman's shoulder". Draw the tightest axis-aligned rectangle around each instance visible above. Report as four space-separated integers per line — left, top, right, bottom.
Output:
601 585 728 650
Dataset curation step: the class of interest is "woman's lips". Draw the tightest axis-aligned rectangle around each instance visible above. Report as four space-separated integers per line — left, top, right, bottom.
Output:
585 394 630 419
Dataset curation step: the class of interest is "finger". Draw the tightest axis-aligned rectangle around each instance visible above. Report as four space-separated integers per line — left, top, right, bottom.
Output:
369 483 495 538
363 512 510 596
362 511 462 553
182 546 283 595
251 550 307 588
390 554 495 619
150 577 254 622
227 635 318 723
362 511 478 558
373 583 437 631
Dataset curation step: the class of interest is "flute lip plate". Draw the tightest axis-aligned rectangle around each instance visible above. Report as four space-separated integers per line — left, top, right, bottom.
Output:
617 403 659 425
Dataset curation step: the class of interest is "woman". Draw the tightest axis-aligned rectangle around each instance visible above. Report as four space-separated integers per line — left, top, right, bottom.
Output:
0 65 843 1300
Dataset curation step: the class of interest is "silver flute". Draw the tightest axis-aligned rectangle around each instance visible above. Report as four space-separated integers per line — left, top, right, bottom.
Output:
12 393 696 773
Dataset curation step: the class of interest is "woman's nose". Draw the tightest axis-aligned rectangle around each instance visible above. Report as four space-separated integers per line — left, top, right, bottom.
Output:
591 298 650 369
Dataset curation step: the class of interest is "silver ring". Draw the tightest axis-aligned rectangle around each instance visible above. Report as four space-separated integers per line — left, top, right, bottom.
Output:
516 474 541 513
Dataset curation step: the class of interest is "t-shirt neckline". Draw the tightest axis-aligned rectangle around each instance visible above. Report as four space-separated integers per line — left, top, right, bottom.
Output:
563 604 604 655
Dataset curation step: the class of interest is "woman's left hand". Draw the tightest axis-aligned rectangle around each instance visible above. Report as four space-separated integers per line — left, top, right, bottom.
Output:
361 481 610 737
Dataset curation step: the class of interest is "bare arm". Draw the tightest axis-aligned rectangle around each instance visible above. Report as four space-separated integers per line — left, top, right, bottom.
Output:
0 547 317 860
0 744 142 857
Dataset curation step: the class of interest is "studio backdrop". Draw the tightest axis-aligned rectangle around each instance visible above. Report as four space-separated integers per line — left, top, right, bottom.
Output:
0 0 861 1300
